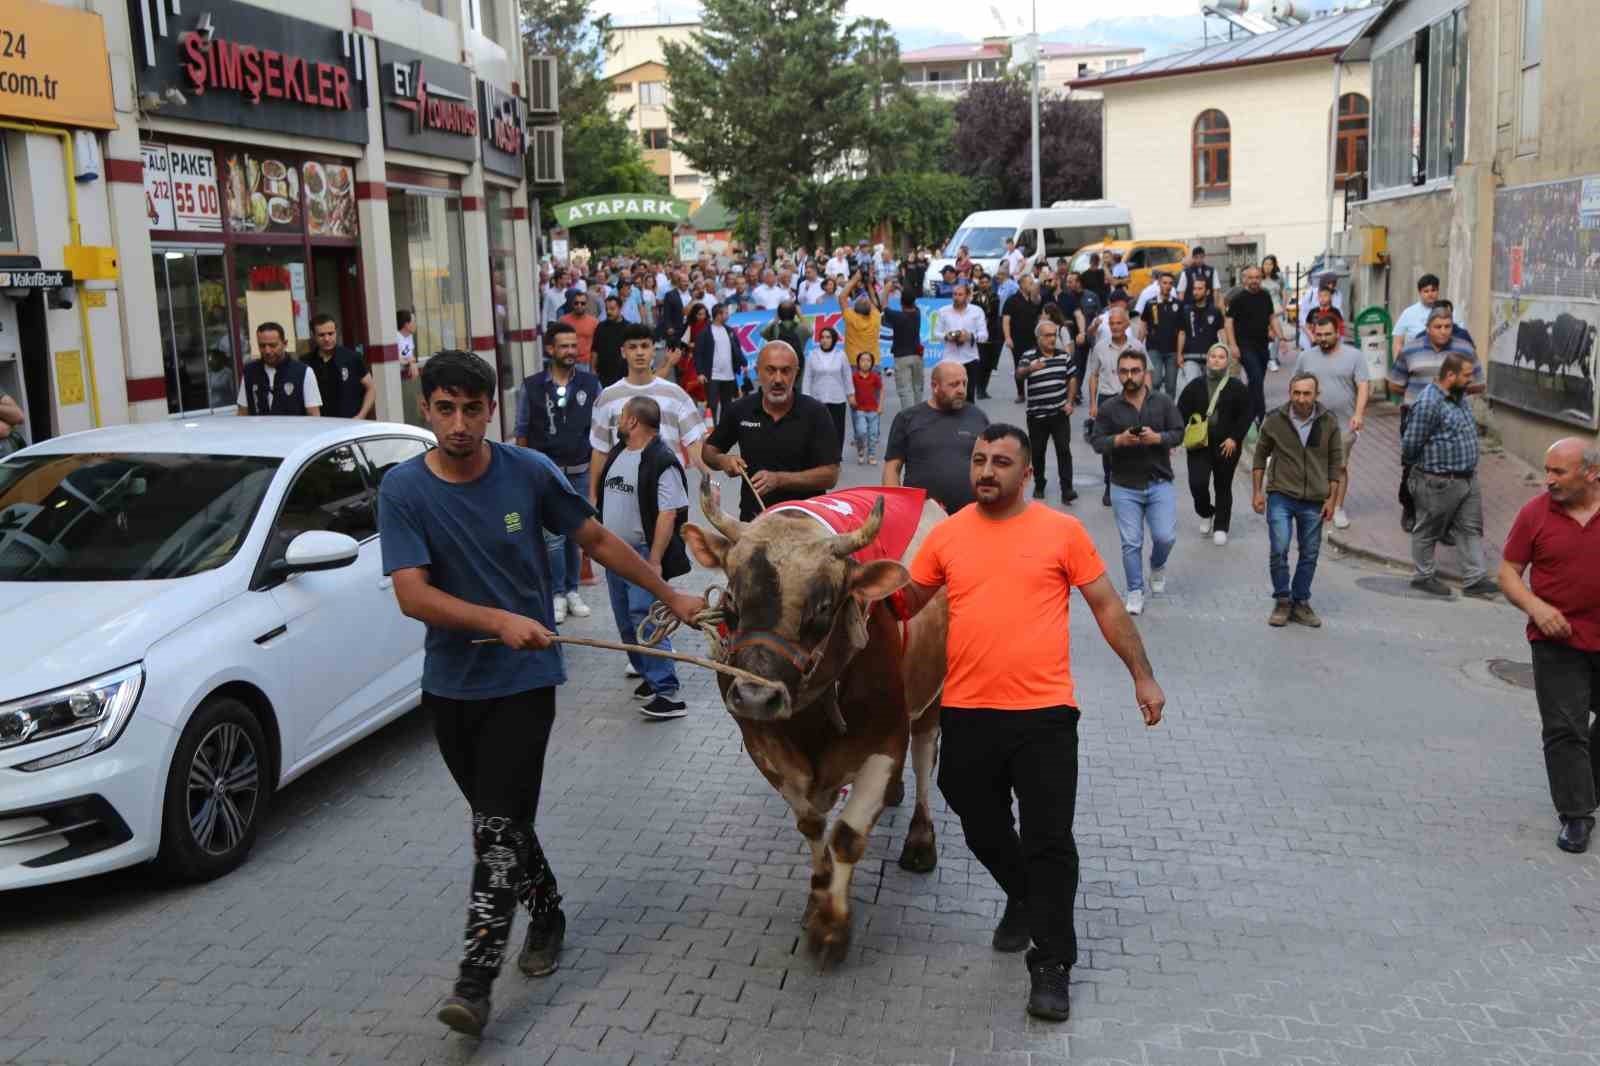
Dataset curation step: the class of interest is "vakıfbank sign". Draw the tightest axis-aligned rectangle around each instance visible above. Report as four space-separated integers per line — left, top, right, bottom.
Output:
553 195 691 227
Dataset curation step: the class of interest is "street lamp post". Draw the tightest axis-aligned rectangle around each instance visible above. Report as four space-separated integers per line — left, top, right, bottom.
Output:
1030 0 1040 210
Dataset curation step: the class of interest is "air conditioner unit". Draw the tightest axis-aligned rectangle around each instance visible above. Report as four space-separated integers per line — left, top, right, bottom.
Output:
528 55 559 115
530 125 564 185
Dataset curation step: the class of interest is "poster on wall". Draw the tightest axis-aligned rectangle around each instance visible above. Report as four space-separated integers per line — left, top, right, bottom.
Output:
1489 175 1600 429
224 153 302 235
303 161 357 238
142 144 223 232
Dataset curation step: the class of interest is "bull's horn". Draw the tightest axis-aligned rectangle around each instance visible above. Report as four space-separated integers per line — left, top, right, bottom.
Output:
829 496 885 557
699 476 746 543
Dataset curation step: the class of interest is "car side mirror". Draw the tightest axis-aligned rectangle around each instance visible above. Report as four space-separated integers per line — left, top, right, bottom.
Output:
274 530 360 576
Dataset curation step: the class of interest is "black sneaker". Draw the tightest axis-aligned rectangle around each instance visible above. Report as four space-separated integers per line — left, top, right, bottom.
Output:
992 898 1030 953
632 681 655 703
640 694 688 720
517 909 566 977
1101 488 1111 507
438 969 493 1036
1410 576 1453 598
1025 949 1071 1021
1462 578 1499 599
1062 490 1078 505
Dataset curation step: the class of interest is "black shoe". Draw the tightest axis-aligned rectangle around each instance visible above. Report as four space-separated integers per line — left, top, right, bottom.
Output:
1025 949 1071 1021
438 970 493 1036
1558 818 1594 854
1034 483 1048 498
632 681 654 703
517 908 566 977
992 898 1030 953
640 694 688 720
1062 490 1078 505
1462 578 1499 600
1409 576 1453 598
1101 489 1111 507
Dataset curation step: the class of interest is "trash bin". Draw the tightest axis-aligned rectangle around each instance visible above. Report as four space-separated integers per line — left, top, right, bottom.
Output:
1353 306 1393 404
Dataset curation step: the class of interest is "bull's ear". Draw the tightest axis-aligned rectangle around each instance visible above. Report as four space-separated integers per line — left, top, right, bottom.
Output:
682 523 728 570
849 560 910 604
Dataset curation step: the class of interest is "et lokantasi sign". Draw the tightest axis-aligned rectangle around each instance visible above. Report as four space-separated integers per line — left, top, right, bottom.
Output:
141 143 222 232
552 195 691 227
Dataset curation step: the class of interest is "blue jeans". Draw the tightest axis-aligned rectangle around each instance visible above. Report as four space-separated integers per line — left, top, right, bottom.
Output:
1109 480 1177 593
1239 342 1269 428
542 467 589 595
604 545 679 696
852 409 881 454
1148 351 1178 399
1266 492 1324 603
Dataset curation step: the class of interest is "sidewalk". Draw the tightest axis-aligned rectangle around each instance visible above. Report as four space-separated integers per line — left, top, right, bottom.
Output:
1259 365 1542 580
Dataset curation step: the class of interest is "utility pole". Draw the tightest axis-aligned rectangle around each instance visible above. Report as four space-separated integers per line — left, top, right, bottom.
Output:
1030 0 1040 210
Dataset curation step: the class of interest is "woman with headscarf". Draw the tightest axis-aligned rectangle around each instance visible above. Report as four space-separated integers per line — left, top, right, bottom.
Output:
802 325 852 451
1177 342 1253 546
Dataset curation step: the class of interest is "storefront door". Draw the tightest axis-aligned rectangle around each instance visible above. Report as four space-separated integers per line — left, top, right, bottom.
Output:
311 247 366 358
388 187 470 428
151 247 235 414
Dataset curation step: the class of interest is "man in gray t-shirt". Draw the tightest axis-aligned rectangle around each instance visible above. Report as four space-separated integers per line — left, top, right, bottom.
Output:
1292 316 1370 529
595 397 692 717
882 360 990 512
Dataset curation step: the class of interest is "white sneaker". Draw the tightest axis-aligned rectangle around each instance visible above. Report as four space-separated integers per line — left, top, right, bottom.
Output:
1332 507 1350 530
1126 589 1144 616
553 596 568 624
565 591 591 618
1200 517 1214 536
1213 530 1228 546
1268 359 1281 371
1150 569 1167 595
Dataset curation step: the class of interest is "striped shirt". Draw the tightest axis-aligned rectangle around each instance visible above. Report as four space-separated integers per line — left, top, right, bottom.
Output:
1389 333 1478 406
1020 348 1074 417
590 378 706 459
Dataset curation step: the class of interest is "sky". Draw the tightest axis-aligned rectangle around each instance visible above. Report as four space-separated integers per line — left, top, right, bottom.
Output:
593 0 1204 35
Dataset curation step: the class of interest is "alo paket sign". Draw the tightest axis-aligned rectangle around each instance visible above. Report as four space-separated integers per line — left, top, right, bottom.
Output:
478 82 528 180
553 195 691 227
379 43 477 163
126 0 369 144
1 0 116 129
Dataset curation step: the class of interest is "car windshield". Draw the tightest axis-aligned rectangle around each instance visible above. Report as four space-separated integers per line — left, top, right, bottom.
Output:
942 227 1014 258
0 452 280 581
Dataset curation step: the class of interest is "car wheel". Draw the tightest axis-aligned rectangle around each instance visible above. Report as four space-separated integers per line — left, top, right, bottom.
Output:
157 697 270 882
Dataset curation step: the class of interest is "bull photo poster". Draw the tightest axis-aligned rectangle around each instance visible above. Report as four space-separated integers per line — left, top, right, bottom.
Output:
1488 175 1600 429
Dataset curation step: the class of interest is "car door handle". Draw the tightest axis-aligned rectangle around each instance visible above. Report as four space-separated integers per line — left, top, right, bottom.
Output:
377 577 393 590
254 624 288 645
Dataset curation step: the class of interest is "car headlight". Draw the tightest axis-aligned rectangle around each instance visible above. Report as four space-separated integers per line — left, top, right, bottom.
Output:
1 664 145 772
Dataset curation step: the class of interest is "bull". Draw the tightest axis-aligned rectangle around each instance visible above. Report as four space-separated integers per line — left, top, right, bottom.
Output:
682 482 947 959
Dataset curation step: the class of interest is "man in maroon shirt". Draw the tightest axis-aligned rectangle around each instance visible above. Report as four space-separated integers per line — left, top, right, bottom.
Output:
1499 438 1600 853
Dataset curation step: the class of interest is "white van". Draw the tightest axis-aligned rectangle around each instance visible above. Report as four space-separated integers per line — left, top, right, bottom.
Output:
925 201 1133 293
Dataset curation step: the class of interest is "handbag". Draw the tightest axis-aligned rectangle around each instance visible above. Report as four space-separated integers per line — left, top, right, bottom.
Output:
1183 378 1227 450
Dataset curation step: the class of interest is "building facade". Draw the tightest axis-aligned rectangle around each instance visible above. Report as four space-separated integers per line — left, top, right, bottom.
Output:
1341 0 1599 468
899 39 1144 99
1072 10 1376 283
1 0 545 445
602 23 708 212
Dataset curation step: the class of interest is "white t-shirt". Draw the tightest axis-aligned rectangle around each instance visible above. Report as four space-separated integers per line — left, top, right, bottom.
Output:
797 280 826 305
710 324 735 381
590 378 707 458
396 331 416 366
698 292 719 316
1392 299 1435 344
824 256 849 279
237 362 322 411
935 303 988 364
1133 280 1162 316
751 284 787 310
1004 248 1024 276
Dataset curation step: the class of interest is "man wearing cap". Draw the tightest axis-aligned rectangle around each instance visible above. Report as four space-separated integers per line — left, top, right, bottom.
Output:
933 264 960 298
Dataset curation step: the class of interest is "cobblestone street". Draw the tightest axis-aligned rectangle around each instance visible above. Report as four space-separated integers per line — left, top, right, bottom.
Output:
2 386 1593 1066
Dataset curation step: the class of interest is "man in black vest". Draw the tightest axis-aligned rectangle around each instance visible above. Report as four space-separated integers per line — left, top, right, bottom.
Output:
596 396 692 720
308 314 374 419
1176 247 1217 308
237 322 322 416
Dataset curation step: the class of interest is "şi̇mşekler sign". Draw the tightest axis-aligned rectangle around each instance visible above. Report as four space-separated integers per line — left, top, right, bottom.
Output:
553 195 691 227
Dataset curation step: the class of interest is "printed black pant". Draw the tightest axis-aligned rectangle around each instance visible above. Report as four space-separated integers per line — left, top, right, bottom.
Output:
428 687 562 979
938 706 1081 967
1027 410 1074 495
1185 443 1241 532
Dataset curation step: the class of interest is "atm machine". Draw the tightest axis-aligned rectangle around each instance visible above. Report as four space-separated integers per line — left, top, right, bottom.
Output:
0 255 74 446
0 273 25 447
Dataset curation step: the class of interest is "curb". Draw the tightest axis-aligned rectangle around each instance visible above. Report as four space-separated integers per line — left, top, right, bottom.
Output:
1327 530 1479 583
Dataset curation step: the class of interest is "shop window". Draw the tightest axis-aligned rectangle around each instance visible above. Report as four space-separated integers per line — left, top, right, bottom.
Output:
640 82 666 107
1192 109 1230 203
642 128 670 150
1370 8 1469 190
389 189 470 429
475 0 505 46
1519 0 1542 151
485 187 524 435
0 135 14 246
1334 93 1369 188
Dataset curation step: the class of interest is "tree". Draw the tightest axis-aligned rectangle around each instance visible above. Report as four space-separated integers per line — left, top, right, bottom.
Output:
948 80 1103 208
662 0 866 255
519 0 665 248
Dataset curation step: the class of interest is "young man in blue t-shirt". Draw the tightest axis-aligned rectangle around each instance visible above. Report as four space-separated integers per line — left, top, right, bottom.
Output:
379 351 703 1038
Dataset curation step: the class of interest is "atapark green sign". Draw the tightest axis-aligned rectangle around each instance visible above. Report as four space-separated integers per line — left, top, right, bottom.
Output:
553 194 691 227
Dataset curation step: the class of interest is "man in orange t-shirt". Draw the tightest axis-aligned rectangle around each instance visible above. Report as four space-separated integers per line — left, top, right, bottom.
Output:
900 422 1165 1023
559 292 599 367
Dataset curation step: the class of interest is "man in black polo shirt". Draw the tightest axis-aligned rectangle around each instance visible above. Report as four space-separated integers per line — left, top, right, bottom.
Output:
703 341 841 521
1224 266 1281 429
308 314 374 419
1174 277 1225 395
1138 272 1182 399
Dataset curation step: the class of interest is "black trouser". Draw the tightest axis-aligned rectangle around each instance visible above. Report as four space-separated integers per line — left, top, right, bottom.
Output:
428 687 562 980
708 379 739 425
1070 349 1089 404
1027 410 1073 495
938 706 1081 967
1531 642 1600 822
1185 443 1241 532
1009 345 1030 400
824 401 847 451
1239 341 1269 428
1398 404 1415 519
977 342 1002 397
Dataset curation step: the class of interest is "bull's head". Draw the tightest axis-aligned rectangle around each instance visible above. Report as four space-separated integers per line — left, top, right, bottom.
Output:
682 480 910 722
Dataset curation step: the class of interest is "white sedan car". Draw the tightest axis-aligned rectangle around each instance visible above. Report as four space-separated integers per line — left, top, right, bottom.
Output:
0 418 433 890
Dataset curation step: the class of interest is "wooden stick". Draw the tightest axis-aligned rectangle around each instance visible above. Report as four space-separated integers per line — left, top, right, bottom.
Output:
471 635 783 691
